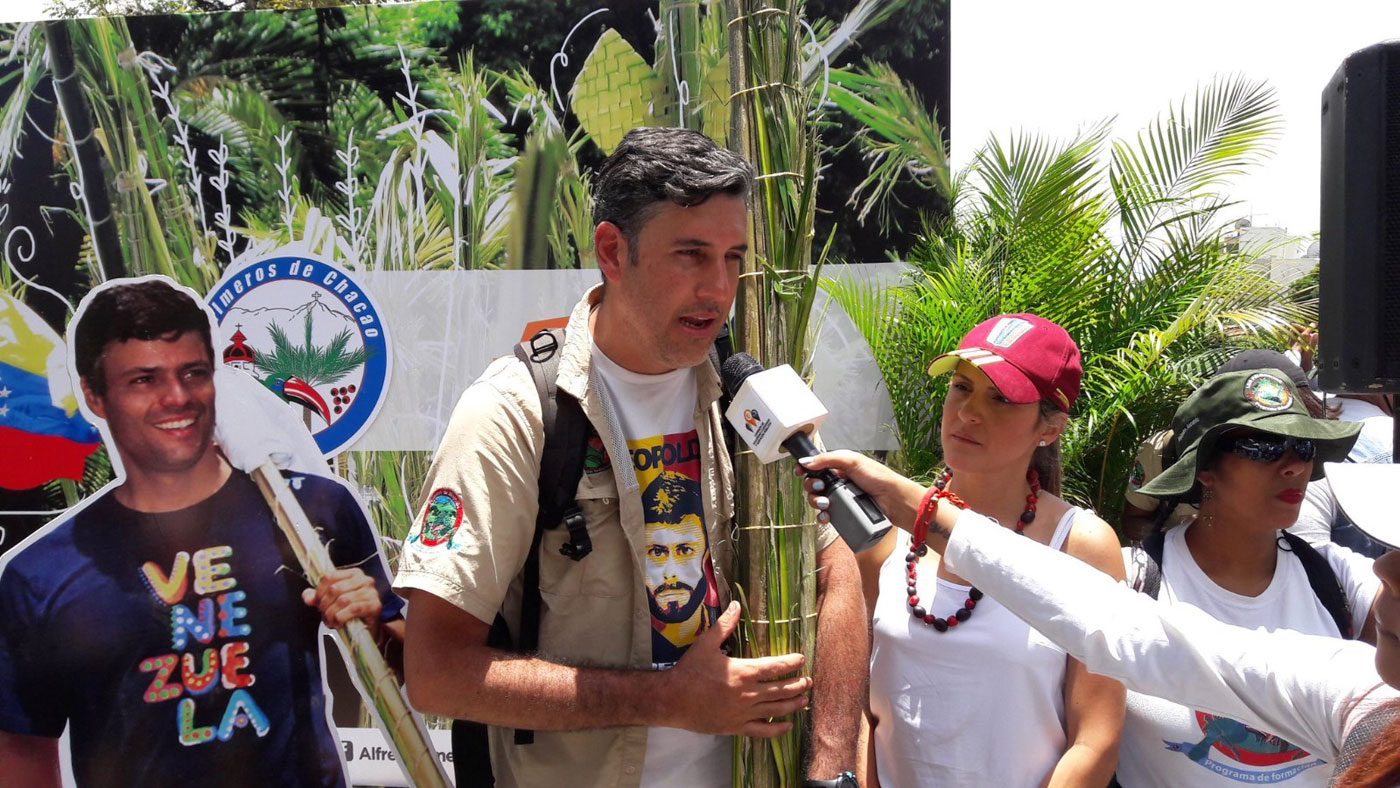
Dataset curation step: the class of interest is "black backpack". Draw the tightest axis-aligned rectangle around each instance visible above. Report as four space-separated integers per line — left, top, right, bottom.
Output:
451 325 732 786
1129 529 1354 639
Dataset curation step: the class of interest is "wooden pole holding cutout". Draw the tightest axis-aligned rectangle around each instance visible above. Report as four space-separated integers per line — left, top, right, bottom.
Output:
251 461 451 788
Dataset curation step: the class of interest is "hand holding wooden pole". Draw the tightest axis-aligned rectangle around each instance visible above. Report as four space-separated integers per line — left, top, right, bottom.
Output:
251 461 451 788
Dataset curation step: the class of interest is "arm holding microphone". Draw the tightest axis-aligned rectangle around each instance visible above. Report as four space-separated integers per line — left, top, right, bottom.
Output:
798 450 1376 764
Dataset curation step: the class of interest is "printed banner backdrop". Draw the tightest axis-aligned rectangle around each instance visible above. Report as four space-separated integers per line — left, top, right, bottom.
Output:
343 264 903 453
0 1 948 785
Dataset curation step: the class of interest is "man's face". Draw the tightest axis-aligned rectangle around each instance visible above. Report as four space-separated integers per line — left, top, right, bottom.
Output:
82 332 217 480
645 514 707 623
601 194 747 374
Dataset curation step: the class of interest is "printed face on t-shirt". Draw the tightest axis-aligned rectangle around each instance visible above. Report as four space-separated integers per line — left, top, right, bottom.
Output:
630 439 722 664
646 513 707 623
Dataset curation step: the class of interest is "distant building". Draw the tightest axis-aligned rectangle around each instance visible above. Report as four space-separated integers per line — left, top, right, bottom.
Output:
1226 219 1316 284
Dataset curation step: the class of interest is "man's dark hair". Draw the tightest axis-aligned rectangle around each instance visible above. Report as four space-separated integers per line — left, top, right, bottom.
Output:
642 470 705 525
593 127 753 258
74 279 214 395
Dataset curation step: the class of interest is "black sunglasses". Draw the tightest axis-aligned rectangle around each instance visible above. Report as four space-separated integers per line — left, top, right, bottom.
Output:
1218 434 1317 463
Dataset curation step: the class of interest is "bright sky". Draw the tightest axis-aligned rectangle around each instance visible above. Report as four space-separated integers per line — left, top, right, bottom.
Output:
954 0 1400 238
4 0 1399 237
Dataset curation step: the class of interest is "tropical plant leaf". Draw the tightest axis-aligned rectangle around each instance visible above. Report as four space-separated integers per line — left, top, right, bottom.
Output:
569 28 667 154
835 75 1296 529
827 61 950 229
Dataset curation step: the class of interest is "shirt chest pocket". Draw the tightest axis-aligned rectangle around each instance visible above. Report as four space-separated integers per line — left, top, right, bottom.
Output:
537 473 631 599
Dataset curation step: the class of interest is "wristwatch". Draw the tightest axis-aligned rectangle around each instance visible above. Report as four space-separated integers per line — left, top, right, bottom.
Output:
803 771 859 788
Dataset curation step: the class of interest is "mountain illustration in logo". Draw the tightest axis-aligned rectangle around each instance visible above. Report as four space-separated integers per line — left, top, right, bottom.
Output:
208 255 391 456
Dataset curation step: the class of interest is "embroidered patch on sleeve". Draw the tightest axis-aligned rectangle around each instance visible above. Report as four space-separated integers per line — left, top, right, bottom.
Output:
411 489 463 549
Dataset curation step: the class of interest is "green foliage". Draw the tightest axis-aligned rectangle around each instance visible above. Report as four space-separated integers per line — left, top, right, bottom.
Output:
826 59 949 231
254 310 369 387
827 75 1308 529
48 0 379 18
346 449 432 549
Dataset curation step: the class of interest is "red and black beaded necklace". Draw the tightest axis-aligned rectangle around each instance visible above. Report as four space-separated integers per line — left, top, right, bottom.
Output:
906 467 1040 632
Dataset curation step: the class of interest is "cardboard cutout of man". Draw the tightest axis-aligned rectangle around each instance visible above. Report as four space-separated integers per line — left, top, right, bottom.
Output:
0 277 404 788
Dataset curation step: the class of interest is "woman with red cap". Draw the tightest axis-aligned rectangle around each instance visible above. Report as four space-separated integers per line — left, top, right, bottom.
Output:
847 314 1125 787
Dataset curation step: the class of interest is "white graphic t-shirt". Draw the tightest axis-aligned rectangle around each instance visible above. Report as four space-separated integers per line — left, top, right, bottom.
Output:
590 342 729 787
1118 523 1379 787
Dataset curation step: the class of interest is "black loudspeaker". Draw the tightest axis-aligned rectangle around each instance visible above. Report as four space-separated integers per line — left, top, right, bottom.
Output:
1319 41 1400 394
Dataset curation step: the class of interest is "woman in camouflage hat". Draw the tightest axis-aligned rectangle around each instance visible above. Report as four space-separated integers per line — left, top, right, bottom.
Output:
1114 367 1375 787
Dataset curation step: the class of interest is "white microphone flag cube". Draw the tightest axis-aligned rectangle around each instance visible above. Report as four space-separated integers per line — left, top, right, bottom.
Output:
724 364 828 464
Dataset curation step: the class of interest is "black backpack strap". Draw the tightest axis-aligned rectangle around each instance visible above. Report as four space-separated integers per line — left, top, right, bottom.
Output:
518 328 594 567
1131 530 1165 600
450 718 495 787
1279 530 1354 639
711 322 736 450
511 328 594 746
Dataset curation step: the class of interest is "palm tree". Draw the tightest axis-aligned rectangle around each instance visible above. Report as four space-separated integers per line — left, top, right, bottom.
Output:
254 309 369 428
826 75 1305 528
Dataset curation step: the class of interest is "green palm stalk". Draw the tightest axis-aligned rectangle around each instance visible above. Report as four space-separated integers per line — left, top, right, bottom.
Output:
43 20 124 282
726 0 829 783
506 70 593 269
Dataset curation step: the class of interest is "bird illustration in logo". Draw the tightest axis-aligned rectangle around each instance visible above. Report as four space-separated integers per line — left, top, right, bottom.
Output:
268 376 332 424
1164 713 1309 767
743 408 761 432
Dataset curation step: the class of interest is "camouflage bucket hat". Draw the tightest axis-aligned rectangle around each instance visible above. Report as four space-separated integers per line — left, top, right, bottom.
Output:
1136 368 1361 501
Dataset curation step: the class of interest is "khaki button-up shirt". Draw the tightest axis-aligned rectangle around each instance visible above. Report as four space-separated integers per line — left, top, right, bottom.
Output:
395 287 754 787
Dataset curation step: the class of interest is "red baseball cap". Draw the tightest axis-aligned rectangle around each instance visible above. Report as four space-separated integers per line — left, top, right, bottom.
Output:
926 313 1082 412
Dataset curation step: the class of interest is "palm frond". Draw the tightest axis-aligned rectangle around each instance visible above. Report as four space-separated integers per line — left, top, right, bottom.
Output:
826 61 949 230
847 74 1295 525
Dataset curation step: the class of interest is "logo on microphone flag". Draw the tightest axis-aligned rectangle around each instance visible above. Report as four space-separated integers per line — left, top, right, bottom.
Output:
0 292 101 489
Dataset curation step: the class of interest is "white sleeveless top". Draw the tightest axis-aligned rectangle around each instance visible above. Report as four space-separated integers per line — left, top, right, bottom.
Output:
869 507 1080 787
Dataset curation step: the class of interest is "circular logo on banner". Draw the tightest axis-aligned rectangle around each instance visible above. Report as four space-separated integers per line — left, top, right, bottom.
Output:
206 255 391 456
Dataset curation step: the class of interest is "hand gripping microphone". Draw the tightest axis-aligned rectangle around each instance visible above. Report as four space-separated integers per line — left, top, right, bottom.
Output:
720 352 891 553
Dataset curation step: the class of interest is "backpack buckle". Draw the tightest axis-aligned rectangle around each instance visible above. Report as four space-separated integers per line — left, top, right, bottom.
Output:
528 329 561 363
558 508 592 561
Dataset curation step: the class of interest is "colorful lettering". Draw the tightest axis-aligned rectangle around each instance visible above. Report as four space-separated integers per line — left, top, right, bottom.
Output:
170 598 217 650
220 641 254 689
216 689 270 741
181 649 219 696
193 546 235 595
177 698 216 746
141 553 190 605
140 654 183 703
217 590 251 638
152 544 272 748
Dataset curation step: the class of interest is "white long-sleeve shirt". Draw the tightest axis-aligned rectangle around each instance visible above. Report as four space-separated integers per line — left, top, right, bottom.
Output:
942 512 1396 769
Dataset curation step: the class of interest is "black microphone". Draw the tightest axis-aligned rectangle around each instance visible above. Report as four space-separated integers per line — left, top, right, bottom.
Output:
720 352 891 553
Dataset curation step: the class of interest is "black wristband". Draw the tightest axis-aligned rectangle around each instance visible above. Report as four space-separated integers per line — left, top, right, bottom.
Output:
803 771 859 788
